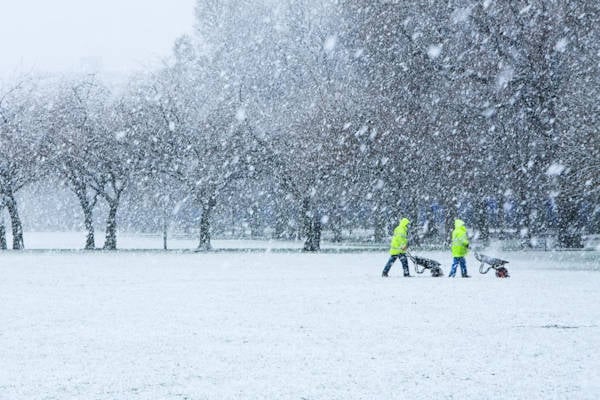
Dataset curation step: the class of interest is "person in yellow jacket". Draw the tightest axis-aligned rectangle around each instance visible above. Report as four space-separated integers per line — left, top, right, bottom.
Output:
381 218 411 277
449 219 470 278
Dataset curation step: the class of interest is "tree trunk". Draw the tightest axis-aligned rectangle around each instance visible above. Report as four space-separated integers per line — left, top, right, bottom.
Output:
0 213 6 250
273 211 285 239
249 204 261 239
429 202 442 242
300 197 311 241
0 203 6 249
163 215 168 250
231 206 236 237
557 189 583 249
444 200 458 246
197 196 216 251
79 197 96 250
475 198 490 247
103 201 119 250
70 180 97 250
5 193 24 250
303 208 321 252
331 212 343 243
84 210 95 250
424 205 441 240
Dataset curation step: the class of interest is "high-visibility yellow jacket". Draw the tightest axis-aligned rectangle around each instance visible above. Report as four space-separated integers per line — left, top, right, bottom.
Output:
390 218 410 255
451 219 469 257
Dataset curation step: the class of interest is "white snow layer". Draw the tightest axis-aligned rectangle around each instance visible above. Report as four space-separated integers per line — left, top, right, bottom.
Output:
1 248 599 399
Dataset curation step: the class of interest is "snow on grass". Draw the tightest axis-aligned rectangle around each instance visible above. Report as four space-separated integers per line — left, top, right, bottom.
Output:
18 231 383 251
1 250 599 399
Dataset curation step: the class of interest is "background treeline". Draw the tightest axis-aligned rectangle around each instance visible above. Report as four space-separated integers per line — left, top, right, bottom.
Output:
1 0 598 250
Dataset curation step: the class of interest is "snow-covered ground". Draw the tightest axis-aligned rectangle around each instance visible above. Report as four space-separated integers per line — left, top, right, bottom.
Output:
18 231 381 251
1 246 599 399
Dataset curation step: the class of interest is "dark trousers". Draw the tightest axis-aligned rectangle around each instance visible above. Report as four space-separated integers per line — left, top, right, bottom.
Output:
382 254 410 276
449 257 467 277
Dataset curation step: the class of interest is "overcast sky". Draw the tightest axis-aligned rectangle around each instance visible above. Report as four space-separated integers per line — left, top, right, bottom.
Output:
0 0 196 77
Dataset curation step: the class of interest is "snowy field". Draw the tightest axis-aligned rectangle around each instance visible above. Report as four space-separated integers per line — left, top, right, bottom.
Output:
1 246 599 399
18 231 384 251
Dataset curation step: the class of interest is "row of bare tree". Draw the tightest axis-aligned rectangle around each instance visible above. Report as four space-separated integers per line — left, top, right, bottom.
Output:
1 0 598 250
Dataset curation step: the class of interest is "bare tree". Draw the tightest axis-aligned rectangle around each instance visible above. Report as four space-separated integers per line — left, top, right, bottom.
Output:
44 77 107 249
0 79 44 249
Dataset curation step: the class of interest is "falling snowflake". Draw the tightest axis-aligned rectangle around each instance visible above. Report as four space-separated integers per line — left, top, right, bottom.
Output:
427 44 442 59
546 163 566 176
324 35 337 52
554 38 568 53
236 108 247 122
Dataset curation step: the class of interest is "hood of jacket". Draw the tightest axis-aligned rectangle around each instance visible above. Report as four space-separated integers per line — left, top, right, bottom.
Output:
399 218 411 229
454 219 465 229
